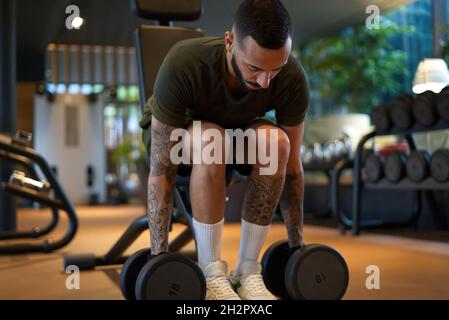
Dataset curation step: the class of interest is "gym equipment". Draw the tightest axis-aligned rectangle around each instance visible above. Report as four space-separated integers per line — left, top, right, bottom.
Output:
436 86 449 122
412 91 437 127
120 249 151 299
311 143 323 162
0 131 78 253
134 252 206 300
371 104 392 132
383 152 407 183
303 136 351 168
261 240 349 300
406 150 430 183
430 149 449 182
301 145 313 165
364 153 383 183
120 249 206 300
9 170 50 192
390 94 415 130
347 117 449 235
0 132 59 240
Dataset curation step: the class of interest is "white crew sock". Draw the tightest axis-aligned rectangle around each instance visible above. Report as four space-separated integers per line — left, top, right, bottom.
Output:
235 219 270 273
192 217 224 270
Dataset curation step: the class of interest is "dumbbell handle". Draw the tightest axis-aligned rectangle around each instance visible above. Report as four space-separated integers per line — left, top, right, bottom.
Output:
287 243 306 254
148 252 169 260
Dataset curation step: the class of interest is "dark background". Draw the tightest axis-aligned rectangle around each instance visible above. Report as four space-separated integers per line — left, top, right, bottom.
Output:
16 0 414 81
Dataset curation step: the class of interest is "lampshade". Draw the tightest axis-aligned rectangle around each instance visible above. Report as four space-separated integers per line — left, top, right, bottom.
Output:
412 58 449 94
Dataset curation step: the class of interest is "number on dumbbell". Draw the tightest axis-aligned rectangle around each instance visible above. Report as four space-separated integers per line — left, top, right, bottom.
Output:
315 272 327 284
169 283 180 296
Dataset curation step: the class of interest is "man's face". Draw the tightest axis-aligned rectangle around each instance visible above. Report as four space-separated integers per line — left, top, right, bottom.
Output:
226 33 292 91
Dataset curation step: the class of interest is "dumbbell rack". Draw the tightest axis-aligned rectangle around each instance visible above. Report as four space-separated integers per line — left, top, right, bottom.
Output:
348 118 449 235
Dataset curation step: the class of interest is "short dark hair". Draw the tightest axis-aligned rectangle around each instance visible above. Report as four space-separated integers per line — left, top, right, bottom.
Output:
234 0 292 50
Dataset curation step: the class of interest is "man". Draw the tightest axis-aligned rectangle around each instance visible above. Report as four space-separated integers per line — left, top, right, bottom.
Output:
140 0 309 300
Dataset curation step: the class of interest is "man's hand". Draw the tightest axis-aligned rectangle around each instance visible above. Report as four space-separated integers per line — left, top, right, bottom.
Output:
279 122 305 248
148 116 179 254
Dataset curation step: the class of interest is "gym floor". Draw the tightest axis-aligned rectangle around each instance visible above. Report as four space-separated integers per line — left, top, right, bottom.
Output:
1 206 449 300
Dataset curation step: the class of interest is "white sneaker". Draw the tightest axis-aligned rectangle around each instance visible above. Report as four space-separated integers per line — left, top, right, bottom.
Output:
202 260 241 300
230 260 278 300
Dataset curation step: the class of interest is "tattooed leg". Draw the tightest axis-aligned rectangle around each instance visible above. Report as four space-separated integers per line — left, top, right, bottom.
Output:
242 171 285 226
241 125 290 226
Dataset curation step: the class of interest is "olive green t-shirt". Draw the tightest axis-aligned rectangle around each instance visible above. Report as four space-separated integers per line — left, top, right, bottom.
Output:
139 37 309 130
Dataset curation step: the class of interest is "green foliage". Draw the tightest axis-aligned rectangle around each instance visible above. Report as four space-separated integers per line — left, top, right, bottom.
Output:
112 136 146 166
299 18 412 114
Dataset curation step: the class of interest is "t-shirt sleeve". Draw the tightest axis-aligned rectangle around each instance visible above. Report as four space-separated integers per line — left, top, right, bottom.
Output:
273 58 310 127
140 47 193 129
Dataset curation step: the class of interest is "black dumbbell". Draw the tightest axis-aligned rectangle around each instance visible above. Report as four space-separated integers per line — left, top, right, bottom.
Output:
430 149 449 183
120 249 206 300
364 153 384 183
261 241 349 300
371 104 392 132
390 94 415 130
412 91 437 127
384 152 407 183
120 249 151 300
437 86 449 123
406 150 430 183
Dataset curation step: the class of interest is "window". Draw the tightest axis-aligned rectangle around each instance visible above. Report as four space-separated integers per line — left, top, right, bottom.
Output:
300 0 433 117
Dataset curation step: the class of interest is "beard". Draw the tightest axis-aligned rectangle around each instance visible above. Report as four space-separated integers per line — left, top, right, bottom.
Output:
231 53 246 88
231 53 260 91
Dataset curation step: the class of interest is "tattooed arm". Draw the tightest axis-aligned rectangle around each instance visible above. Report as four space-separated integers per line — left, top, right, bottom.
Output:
148 115 179 255
279 123 306 248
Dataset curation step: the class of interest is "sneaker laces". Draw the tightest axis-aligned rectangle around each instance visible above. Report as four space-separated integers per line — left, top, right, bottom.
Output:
207 275 237 298
240 273 271 294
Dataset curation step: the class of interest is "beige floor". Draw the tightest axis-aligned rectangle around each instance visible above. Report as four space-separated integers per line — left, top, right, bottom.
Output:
1 206 449 300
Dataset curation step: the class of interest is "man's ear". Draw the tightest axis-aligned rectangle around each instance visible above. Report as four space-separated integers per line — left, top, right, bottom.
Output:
224 31 234 52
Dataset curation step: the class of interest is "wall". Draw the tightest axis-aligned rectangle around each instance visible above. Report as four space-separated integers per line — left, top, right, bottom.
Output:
34 93 106 205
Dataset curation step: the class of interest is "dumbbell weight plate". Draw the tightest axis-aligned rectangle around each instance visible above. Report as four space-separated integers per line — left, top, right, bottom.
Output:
384 153 406 183
430 149 449 183
284 244 349 300
364 153 383 183
390 94 414 130
135 253 206 300
120 249 151 300
412 91 437 127
406 151 430 183
437 86 449 122
261 240 291 299
371 104 391 132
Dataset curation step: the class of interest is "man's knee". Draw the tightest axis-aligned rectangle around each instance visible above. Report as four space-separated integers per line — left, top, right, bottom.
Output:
186 121 229 165
254 125 291 166
276 130 291 163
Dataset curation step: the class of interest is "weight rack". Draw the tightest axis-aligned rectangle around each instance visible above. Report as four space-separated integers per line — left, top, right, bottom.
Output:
339 117 449 235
